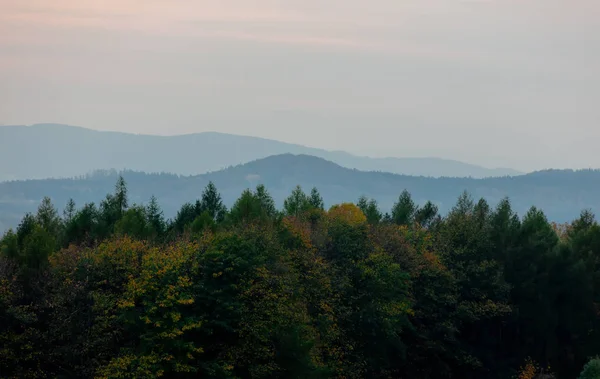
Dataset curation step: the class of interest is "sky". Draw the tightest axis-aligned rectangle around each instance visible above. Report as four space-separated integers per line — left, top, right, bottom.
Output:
0 0 597 171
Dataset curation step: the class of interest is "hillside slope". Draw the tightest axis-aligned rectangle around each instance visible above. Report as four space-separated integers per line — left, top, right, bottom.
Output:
0 154 596 232
0 123 521 180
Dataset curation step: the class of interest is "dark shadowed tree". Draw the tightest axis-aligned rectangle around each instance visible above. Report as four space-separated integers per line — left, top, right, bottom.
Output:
196 181 227 222
63 198 77 224
146 195 165 239
309 187 325 210
414 201 439 228
255 184 278 219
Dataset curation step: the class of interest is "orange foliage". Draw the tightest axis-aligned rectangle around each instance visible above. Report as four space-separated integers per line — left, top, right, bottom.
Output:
282 216 313 249
516 358 553 379
551 222 571 241
327 203 367 226
518 359 538 379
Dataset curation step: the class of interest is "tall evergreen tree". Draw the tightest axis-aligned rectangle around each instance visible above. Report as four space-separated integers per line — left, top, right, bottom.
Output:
172 203 197 233
392 190 417 226
255 184 277 218
36 196 62 237
308 187 325 210
146 195 165 238
114 175 128 218
197 182 227 222
283 185 310 217
63 198 77 224
357 195 382 224
414 201 438 228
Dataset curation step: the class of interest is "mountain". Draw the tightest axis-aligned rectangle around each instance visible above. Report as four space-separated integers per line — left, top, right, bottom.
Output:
0 123 522 181
0 154 596 232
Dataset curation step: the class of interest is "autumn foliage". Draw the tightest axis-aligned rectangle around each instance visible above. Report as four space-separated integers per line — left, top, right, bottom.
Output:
1 179 600 378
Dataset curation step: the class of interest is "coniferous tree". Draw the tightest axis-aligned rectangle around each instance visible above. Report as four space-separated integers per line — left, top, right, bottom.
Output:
392 190 417 226
63 202 99 246
309 187 325 210
578 357 600 379
255 184 277 219
357 195 382 224
172 202 197 233
197 181 227 222
36 197 62 237
63 198 77 224
146 195 165 239
229 189 261 222
414 201 438 228
283 185 310 217
114 175 128 218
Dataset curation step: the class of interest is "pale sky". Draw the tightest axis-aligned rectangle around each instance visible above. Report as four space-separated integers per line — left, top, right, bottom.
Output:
0 0 597 171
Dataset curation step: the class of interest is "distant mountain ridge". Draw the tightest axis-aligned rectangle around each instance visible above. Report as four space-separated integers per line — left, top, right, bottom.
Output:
0 123 522 181
0 153 598 233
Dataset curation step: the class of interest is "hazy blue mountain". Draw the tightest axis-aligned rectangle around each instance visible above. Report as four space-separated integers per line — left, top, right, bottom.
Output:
0 154 596 232
0 123 521 181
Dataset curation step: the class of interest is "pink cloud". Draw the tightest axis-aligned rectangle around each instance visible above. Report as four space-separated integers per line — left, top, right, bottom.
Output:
0 0 593 72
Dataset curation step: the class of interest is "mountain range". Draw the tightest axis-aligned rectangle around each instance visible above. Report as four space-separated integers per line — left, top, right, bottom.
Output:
0 123 522 181
0 153 597 233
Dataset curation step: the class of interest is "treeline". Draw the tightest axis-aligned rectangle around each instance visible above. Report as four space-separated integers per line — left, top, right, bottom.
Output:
1 177 600 378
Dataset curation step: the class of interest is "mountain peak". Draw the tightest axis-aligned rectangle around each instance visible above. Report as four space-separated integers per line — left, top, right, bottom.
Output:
0 123 523 181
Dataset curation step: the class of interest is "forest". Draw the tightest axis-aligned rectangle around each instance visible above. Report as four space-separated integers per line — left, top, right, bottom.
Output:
1 177 600 379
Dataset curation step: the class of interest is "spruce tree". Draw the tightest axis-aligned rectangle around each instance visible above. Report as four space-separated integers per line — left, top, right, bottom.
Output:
309 187 325 210
392 190 417 226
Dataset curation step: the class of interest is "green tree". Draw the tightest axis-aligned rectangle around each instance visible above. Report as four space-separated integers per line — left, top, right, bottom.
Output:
146 195 165 239
392 190 417 226
115 175 129 218
63 198 77 224
579 358 600 379
357 195 382 224
309 187 325 210
435 191 511 377
0 229 19 260
255 184 277 219
63 203 99 246
196 181 227 223
115 206 149 239
36 197 62 237
502 207 561 373
284 185 311 217
414 200 439 228
229 189 263 223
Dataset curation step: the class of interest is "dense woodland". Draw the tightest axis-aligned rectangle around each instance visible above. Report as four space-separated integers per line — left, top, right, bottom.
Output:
2 177 600 378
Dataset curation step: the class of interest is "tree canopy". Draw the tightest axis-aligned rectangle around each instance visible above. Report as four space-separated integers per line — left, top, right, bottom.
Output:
1 178 599 378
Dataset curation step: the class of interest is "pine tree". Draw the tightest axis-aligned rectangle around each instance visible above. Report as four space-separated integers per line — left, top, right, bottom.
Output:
146 195 165 238
172 203 197 232
357 195 382 224
229 189 260 222
255 184 277 218
114 175 128 218
198 182 227 222
283 185 310 217
414 201 438 228
392 190 417 226
63 198 77 224
309 187 324 210
36 196 62 236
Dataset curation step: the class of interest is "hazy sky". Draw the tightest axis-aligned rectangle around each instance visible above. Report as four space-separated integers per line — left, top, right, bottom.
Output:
0 0 597 171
